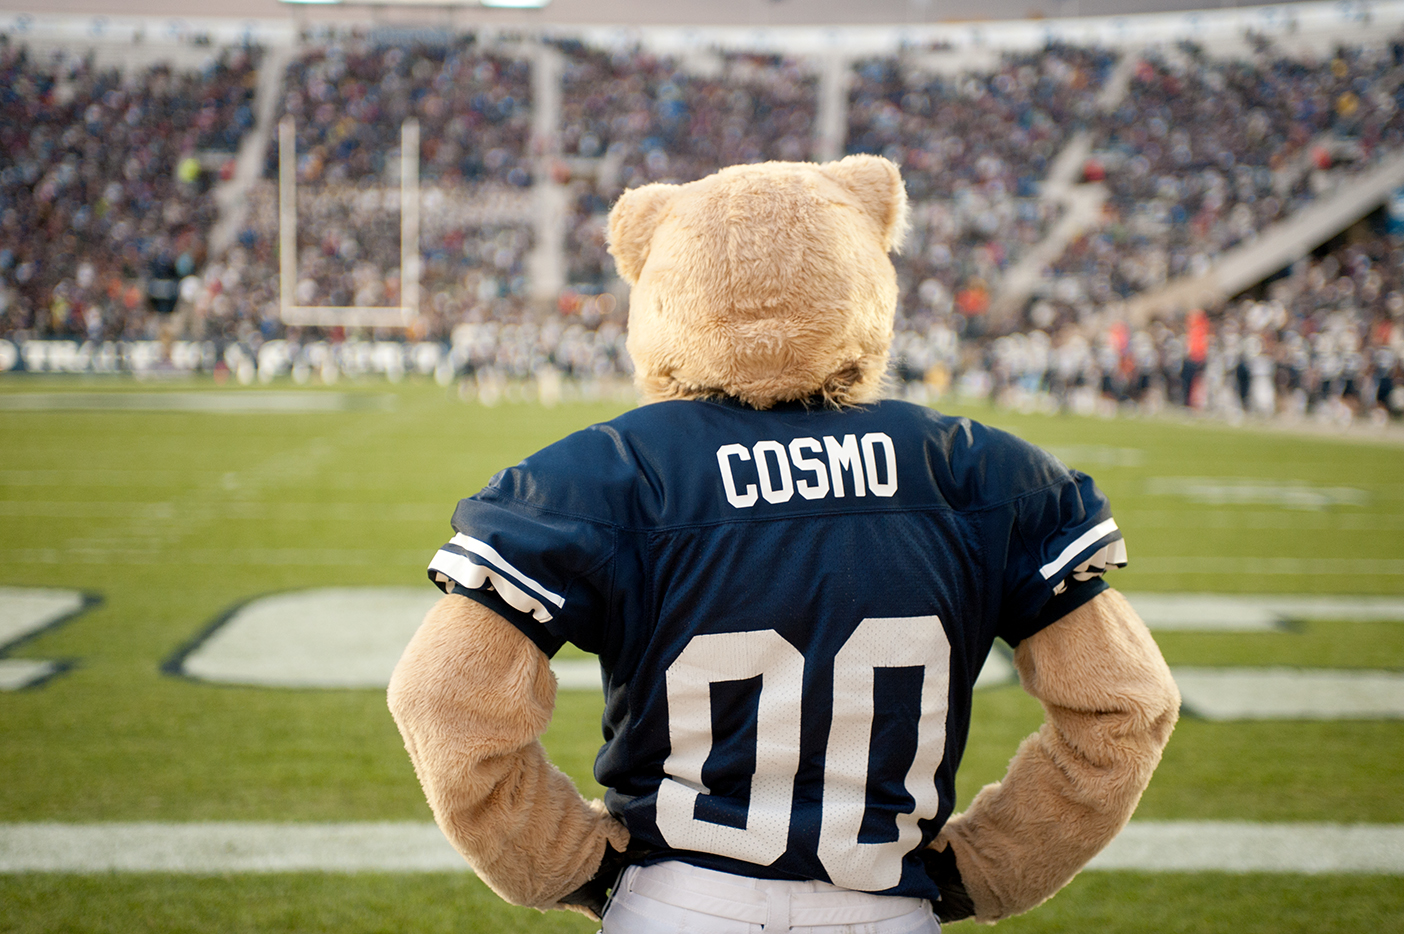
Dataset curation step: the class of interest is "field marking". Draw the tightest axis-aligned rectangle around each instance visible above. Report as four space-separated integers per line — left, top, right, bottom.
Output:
0 501 446 521
0 822 464 873
1173 668 1404 720
1088 822 1404 873
0 587 92 690
4 548 432 566
1 821 1400 874
0 392 395 413
173 587 1020 692
0 587 86 648
168 589 1404 720
1119 510 1404 531
1131 557 1404 575
0 659 62 691
0 469 426 489
1124 593 1404 631
1144 477 1371 510
177 588 441 689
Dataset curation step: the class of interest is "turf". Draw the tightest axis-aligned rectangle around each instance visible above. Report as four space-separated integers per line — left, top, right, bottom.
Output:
1152 619 1404 670
3 872 1403 934
0 380 631 822
1 377 1401 932
969 872 1404 934
0 873 598 934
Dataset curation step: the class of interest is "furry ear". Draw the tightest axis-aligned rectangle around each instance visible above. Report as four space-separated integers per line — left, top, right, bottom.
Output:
607 183 679 284
819 155 909 253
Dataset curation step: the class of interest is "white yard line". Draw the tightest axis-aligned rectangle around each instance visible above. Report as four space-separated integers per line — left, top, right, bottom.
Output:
1 549 431 567
0 392 394 413
1125 593 1404 631
1131 557 1404 576
1 821 1400 874
1089 822 1404 874
0 822 465 873
1173 668 1404 720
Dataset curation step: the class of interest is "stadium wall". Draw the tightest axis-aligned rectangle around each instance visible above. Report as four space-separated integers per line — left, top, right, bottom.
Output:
2 0 1403 56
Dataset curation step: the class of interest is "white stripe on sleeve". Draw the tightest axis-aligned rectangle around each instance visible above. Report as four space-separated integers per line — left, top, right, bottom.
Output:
1050 538 1130 595
448 533 566 608
429 548 555 623
1070 538 1129 581
1039 518 1121 581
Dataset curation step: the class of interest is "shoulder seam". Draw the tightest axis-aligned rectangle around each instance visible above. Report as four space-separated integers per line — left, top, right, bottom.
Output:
475 488 623 530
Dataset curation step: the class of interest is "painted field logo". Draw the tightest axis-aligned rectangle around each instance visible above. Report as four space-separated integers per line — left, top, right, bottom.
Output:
716 433 898 508
0 587 96 690
162 588 1404 716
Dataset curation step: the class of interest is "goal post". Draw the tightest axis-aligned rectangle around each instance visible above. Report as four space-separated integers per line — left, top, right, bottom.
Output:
278 116 421 329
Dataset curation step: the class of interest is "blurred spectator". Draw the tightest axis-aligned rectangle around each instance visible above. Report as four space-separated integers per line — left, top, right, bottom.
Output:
913 225 1404 425
847 45 1117 328
847 44 1117 199
557 43 816 187
557 44 818 294
267 38 532 187
4 28 1404 431
0 41 261 343
1039 40 1404 321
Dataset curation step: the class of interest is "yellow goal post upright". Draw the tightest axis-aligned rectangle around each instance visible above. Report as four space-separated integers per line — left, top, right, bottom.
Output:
278 115 421 329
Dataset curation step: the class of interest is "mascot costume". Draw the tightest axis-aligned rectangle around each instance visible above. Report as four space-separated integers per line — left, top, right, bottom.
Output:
389 156 1180 931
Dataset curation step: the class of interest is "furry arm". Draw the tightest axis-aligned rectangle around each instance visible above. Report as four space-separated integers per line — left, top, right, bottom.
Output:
387 593 630 914
934 588 1180 923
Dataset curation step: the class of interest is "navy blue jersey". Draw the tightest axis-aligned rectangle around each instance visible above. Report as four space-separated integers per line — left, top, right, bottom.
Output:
427 398 1125 901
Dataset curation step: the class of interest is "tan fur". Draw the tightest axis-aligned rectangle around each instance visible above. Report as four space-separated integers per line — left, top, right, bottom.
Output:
933 589 1180 922
608 156 908 410
398 161 1171 925
387 594 629 916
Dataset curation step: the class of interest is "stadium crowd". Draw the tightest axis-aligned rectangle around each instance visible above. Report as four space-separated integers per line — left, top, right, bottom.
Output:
847 44 1117 322
0 41 261 342
2 29 1404 426
1039 39 1404 315
558 44 817 186
179 179 538 348
557 45 819 291
948 227 1404 423
846 44 1117 199
269 38 532 186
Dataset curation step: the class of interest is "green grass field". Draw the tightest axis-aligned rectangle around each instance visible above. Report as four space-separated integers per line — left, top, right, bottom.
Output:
1 376 1401 933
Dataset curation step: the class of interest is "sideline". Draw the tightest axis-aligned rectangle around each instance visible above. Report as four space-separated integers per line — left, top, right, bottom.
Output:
1 821 1401 874
0 392 395 413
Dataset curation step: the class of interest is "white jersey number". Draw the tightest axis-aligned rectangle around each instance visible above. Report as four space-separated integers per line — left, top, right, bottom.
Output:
655 616 950 891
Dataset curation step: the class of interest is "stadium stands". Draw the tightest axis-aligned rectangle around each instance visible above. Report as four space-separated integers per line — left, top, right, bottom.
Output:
265 39 532 186
1036 39 1404 322
557 43 817 186
0 41 260 342
846 42 1118 324
0 21 1402 424
959 228 1404 424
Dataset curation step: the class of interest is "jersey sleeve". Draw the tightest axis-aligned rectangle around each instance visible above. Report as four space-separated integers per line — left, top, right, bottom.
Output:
999 467 1127 646
426 485 616 658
